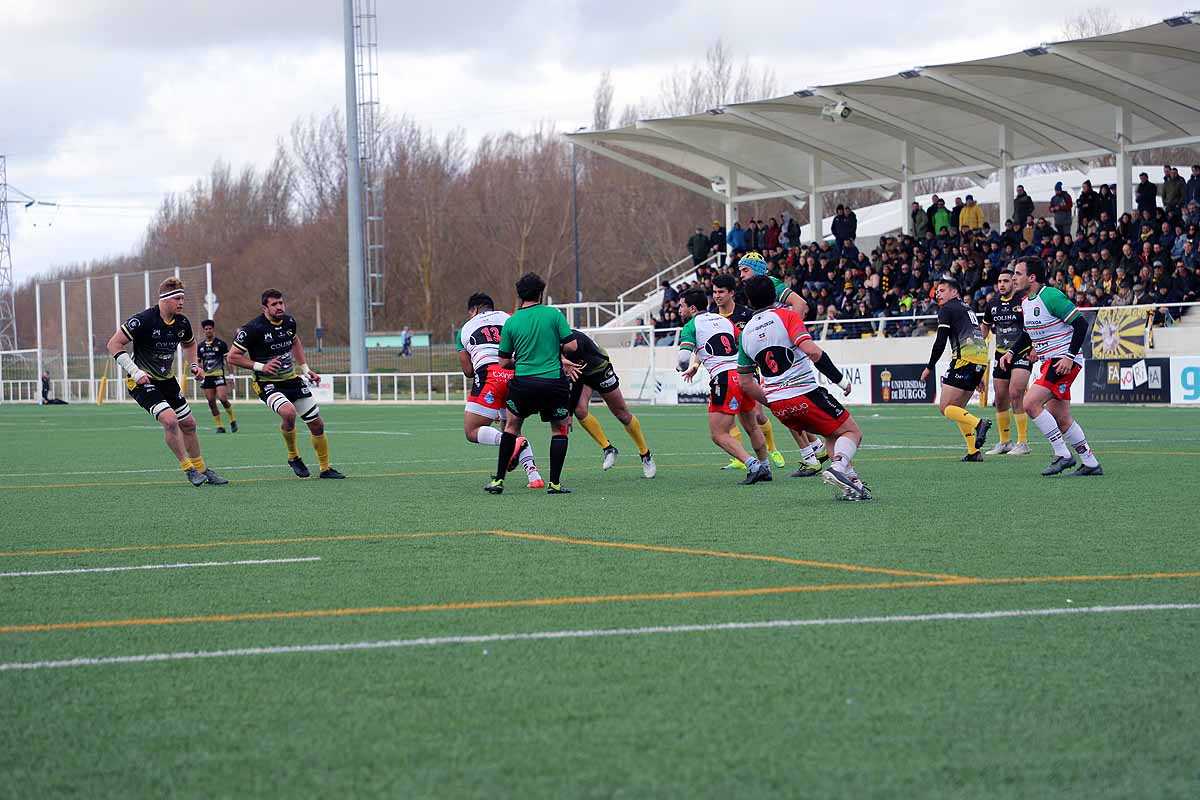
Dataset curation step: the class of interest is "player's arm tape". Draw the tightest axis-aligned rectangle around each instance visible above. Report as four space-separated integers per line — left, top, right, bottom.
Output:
114 352 148 382
297 363 311 376
252 362 266 372
812 352 844 385
1067 315 1089 356
926 327 949 370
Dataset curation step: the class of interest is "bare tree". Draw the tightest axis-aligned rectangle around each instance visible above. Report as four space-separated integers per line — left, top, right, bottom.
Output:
1058 6 1142 40
593 70 614 132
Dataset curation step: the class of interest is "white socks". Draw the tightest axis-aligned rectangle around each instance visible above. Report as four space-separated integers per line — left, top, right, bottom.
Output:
1031 411 1071 458
833 437 857 467
476 426 502 446
800 442 819 465
1063 422 1100 467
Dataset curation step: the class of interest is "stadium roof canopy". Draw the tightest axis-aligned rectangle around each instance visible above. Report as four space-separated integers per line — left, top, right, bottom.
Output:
567 13 1200 232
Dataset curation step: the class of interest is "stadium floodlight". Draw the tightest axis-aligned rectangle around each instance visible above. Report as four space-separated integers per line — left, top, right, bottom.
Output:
1023 46 1049 56
820 101 852 123
1163 15 1192 26
707 107 725 115
793 89 815 98
898 69 922 80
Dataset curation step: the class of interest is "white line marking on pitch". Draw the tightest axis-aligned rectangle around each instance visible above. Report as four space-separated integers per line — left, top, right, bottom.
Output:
0 557 321 578
2 603 1195 672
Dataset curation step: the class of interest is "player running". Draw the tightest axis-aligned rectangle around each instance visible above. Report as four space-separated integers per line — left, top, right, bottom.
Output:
736 276 869 500
677 289 772 484
457 293 543 488
980 269 1031 455
105 277 227 486
198 320 238 434
735 254 828 474
486 272 580 495
921 277 992 461
566 328 656 478
1001 258 1102 476
227 288 345 479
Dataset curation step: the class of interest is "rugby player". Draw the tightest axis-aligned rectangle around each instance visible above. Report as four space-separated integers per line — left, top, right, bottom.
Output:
980 270 1030 455
227 289 345 479
1000 258 1102 476
736 276 870 500
486 273 580 495
731 257 829 474
198 320 238 433
457 293 543 488
677 289 771 484
105 278 227 486
566 328 656 478
921 277 992 461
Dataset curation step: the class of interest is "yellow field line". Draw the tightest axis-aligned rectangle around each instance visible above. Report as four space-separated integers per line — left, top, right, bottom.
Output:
970 571 1200 585
488 529 965 580
0 531 486 559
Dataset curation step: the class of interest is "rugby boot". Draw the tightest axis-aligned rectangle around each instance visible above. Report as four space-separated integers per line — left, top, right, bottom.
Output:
601 445 618 471
768 450 786 468
484 478 504 494
230 420 239 433
319 468 346 479
289 457 311 478
508 437 529 472
186 468 207 487
985 441 1013 456
961 452 984 462
1041 455 1076 476
973 418 992 450
202 469 229 485
547 482 572 494
1007 442 1032 455
640 452 657 478
1066 463 1103 477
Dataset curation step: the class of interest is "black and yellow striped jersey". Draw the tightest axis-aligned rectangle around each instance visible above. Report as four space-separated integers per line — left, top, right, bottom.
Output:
197 337 229 376
120 307 193 380
233 313 298 382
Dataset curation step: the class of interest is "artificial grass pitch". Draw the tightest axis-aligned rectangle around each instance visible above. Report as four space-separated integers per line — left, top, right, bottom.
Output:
0 401 1197 798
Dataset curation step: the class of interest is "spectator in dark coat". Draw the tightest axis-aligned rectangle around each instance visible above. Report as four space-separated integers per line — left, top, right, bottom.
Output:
1050 182 1073 235
1163 166 1187 213
1076 180 1099 232
1013 185 1035 230
1136 173 1158 213
1187 165 1200 207
831 205 855 244
911 202 929 237
687 227 710 266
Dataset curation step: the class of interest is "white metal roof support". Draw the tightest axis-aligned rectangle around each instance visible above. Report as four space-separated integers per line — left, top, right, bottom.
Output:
1046 45 1200 116
569 138 728 203
998 125 1014 227
1115 107 1133 218
810 158 824 241
725 166 738 261
900 141 914 235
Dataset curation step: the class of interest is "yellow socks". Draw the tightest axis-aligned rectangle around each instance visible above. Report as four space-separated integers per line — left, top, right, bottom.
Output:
996 409 1011 443
213 412 224 427
944 405 981 453
180 458 193 473
760 419 778 452
623 415 649 457
1014 412 1028 443
731 426 742 441
282 428 300 459
191 456 207 473
225 406 236 422
579 413 611 449
311 433 331 471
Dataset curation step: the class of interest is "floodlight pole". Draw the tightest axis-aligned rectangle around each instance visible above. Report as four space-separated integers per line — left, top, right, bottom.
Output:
343 0 367 397
571 127 586 306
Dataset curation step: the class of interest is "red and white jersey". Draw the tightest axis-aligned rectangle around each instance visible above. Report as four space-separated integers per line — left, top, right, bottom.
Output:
458 310 511 370
737 307 817 402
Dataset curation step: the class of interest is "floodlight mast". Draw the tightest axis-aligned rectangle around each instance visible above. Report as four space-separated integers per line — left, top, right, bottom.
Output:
0 156 18 349
343 0 367 395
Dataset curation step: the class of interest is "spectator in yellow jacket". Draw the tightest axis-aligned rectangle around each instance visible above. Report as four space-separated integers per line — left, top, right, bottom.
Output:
960 194 985 231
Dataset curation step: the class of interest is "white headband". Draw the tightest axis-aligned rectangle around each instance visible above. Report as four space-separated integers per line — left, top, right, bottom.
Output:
159 289 185 300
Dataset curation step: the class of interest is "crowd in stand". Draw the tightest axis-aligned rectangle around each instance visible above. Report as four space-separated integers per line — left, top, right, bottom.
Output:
661 164 1200 340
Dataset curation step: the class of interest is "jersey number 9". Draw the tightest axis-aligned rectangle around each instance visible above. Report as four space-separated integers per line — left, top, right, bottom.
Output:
703 332 737 357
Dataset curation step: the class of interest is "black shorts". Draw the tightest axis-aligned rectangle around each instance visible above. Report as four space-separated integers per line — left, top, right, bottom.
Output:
943 362 987 392
568 362 619 409
992 353 1033 382
254 376 319 421
201 375 226 389
507 375 572 422
127 377 192 421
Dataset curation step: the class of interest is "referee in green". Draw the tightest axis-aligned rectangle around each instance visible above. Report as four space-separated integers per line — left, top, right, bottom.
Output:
487 272 580 495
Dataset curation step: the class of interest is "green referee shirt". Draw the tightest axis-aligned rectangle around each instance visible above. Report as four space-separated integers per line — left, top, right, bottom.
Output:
498 304 574 378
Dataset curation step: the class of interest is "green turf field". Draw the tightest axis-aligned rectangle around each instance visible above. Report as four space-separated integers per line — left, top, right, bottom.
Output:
1 401 1197 798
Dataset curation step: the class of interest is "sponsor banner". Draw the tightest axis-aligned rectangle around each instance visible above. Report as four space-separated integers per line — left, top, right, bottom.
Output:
1083 357 1169 404
1170 357 1200 404
310 375 335 404
814 363 871 405
872 364 935 404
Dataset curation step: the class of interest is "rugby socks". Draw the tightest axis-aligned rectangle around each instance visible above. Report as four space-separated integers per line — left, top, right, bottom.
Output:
996 409 1012 443
731 426 742 442
213 412 224 427
1063 422 1099 467
191 456 207 473
1014 412 1029 443
517 443 537 473
623 415 649 457
549 434 569 485
282 428 300 460
799 441 820 465
476 426 503 446
311 434 331 471
833 437 857 466
578 414 611 449
180 458 193 474
225 405 236 422
760 419 778 452
943 406 981 454
495 432 518 480
1031 411 1071 458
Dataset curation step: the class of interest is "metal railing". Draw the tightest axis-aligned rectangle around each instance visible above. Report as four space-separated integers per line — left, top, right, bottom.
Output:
616 252 721 317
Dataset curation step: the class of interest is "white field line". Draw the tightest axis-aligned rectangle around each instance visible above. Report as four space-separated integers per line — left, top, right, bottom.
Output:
0 557 320 578
2 603 1195 672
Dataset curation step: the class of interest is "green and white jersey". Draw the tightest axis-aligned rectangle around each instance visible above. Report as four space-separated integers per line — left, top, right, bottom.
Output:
1022 286 1082 365
769 276 794 304
678 312 739 376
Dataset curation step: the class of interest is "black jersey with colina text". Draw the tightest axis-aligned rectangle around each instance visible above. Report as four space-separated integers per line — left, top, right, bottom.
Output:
120 307 194 380
197 337 230 377
233 313 298 382
570 329 612 375
982 292 1025 354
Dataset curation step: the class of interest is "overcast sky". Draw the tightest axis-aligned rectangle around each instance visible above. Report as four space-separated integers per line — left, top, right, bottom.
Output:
2 0 1181 284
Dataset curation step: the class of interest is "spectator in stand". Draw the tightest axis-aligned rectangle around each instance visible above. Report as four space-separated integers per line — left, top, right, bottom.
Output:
1163 166 1187 215
1013 185 1035 231
661 280 678 305
831 205 854 245
1187 165 1200 207
910 202 929 237
687 227 710 267
765 217 781 251
1050 181 1073 235
931 199 951 239
708 221 726 262
1098 183 1117 220
1076 180 1099 233
727 221 746 252
949 197 965 230
959 194 984 231
1136 172 1158 213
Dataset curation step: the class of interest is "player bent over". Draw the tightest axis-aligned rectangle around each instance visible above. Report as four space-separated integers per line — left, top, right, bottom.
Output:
980 269 1030 455
921 277 992 461
198 319 237 433
458 292 543 488
677 289 771 484
737 276 870 500
1002 258 1102 476
227 288 345 479
105 277 227 486
566 328 656 478
486 273 579 494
